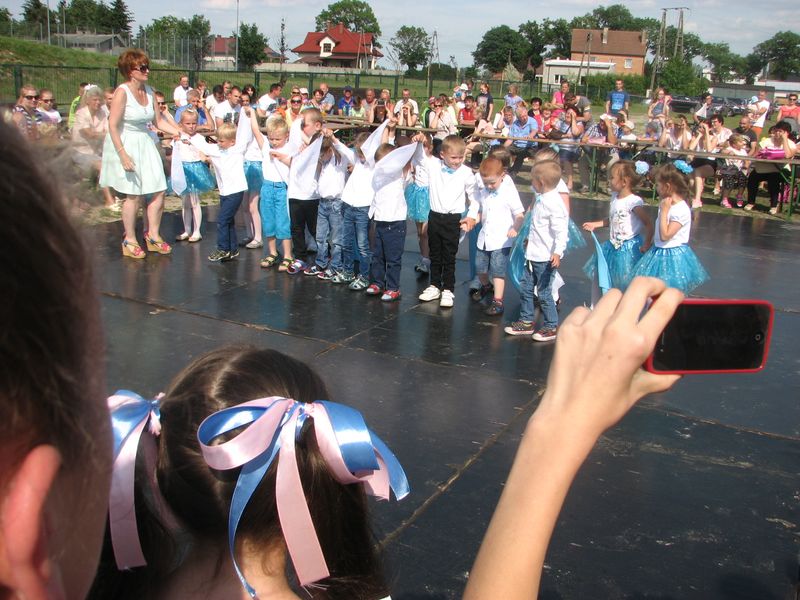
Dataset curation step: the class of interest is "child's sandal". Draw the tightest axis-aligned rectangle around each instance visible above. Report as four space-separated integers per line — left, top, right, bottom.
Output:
260 253 279 268
278 257 293 272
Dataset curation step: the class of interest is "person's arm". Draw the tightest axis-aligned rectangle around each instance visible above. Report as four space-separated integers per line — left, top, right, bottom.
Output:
658 125 669 148
606 120 618 145
248 108 265 148
486 99 495 122
779 131 796 159
624 93 630 113
633 204 653 251
463 277 683 600
604 93 611 114
658 200 683 241
582 217 608 231
107 87 135 171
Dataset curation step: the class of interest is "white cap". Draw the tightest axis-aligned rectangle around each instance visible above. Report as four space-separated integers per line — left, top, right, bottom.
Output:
299 87 309 95
623 120 635 130
459 83 468 90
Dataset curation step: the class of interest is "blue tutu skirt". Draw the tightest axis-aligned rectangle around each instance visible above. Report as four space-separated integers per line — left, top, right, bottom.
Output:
244 160 263 193
405 183 430 222
632 244 709 294
566 218 587 253
169 160 216 194
583 235 644 291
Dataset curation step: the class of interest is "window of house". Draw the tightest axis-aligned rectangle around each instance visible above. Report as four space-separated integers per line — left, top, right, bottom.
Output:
590 56 597 62
624 58 633 69
322 43 332 53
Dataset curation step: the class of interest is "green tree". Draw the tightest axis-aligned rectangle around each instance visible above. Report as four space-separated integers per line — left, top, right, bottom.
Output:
590 4 640 30
237 22 267 70
389 25 430 72
518 20 546 68
65 0 100 32
754 31 800 81
105 0 131 33
141 15 211 69
543 18 572 59
0 7 12 22
472 25 528 73
22 0 48 25
739 52 765 85
659 58 708 96
314 0 381 45
701 42 743 83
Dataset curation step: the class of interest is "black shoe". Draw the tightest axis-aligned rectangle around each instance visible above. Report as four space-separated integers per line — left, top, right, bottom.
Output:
470 283 493 303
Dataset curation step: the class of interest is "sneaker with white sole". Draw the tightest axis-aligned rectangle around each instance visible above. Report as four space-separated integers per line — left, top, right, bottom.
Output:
504 320 535 336
208 249 230 262
365 283 382 296
318 268 335 281
532 327 558 342
418 285 442 302
439 289 454 308
332 270 355 284
305 265 323 276
348 275 369 290
381 290 401 302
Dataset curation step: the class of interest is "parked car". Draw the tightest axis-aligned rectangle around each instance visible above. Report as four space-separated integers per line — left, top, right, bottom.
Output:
724 97 748 116
669 95 698 114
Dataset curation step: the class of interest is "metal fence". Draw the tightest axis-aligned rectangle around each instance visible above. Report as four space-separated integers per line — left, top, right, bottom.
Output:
1 63 567 108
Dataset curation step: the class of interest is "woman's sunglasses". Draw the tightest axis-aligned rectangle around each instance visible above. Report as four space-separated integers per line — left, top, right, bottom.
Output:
134 64 150 73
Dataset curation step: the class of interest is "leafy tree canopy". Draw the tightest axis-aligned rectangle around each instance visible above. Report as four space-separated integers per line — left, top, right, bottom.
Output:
389 25 430 72
314 0 381 46
237 22 267 70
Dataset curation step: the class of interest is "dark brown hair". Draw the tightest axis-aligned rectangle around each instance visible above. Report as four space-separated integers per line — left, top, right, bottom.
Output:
610 160 642 188
0 120 106 481
90 347 388 600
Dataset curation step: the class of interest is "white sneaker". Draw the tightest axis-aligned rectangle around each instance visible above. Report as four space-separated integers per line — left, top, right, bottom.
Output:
188 234 202 243
439 289 454 308
418 285 442 302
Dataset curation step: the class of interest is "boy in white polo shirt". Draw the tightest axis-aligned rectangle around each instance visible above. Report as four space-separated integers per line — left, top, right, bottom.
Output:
505 160 568 341
462 157 524 316
415 134 477 308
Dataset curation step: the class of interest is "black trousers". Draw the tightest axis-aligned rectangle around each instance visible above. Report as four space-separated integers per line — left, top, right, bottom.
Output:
428 210 461 291
289 198 319 261
746 171 781 208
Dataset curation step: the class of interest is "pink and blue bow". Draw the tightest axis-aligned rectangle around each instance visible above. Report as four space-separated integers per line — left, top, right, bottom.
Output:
108 390 163 570
197 397 409 597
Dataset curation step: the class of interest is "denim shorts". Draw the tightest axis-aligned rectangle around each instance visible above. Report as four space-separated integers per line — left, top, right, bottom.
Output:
475 247 510 278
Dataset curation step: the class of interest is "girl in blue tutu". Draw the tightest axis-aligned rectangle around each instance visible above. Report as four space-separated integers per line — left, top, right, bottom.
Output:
582 161 653 290
632 162 709 293
406 134 432 274
173 108 215 242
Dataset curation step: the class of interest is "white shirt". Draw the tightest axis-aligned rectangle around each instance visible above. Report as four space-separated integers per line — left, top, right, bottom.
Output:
655 200 691 248
420 152 476 214
287 135 323 200
467 175 524 251
318 147 353 199
212 100 240 124
394 98 419 115
341 121 390 208
752 99 770 128
370 143 418 221
260 139 293 183
608 193 644 246
205 95 220 110
525 189 568 261
189 116 251 195
173 85 191 107
258 94 278 115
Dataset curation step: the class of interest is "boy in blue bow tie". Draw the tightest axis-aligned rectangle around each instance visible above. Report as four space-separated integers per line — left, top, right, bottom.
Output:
413 134 477 308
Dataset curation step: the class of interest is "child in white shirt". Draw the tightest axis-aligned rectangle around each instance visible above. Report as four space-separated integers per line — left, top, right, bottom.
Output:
365 140 419 301
308 130 354 280
416 135 477 308
462 157 524 316
189 115 251 262
334 120 390 289
505 160 568 341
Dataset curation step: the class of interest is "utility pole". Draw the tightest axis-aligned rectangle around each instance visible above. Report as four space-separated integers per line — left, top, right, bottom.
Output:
45 0 51 44
649 7 688 96
427 30 440 98
575 31 592 93
673 8 686 59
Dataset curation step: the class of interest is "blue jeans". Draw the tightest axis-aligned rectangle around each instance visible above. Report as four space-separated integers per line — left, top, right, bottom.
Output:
217 191 244 251
370 220 406 291
520 260 557 328
342 203 371 275
315 197 344 270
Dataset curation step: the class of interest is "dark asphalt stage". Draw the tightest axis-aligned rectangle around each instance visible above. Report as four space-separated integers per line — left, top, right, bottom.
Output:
95 194 800 599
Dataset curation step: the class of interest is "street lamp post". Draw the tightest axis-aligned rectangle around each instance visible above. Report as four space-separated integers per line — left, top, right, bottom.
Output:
45 0 51 44
234 0 239 72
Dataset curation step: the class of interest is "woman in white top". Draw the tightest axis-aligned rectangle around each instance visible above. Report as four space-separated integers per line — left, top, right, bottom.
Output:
72 86 116 209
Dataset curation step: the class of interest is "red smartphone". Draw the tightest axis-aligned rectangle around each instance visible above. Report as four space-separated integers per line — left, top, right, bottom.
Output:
644 299 774 375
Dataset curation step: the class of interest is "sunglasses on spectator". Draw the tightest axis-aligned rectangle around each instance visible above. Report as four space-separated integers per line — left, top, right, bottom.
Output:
40 98 54 103
290 99 302 104
157 101 167 106
24 94 39 100
134 64 150 72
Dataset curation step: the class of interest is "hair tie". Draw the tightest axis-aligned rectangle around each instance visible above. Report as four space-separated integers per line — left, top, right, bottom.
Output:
674 159 693 174
197 397 409 597
635 160 650 175
108 390 163 570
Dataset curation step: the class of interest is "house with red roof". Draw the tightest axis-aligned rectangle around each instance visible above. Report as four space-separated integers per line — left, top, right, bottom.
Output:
292 22 383 69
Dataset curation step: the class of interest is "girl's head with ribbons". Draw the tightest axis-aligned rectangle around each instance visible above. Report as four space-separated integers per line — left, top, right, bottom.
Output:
96 347 409 600
0 120 112 600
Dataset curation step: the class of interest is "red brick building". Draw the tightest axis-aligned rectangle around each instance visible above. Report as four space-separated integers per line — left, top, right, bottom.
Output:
570 28 648 76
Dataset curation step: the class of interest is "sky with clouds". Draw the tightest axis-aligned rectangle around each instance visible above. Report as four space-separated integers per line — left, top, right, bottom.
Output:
4 0 797 68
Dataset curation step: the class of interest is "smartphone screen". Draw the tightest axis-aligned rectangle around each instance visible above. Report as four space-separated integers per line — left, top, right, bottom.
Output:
647 300 773 374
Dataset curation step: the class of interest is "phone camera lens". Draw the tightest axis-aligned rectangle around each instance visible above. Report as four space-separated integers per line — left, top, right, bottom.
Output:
754 332 763 342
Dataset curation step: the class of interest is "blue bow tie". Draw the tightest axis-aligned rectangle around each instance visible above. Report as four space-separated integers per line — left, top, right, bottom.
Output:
489 189 498 197
442 166 456 175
